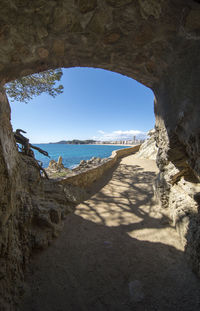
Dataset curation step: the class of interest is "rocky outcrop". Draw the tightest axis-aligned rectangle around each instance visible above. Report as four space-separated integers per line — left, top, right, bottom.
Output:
46 157 72 178
46 146 140 189
134 122 200 277
73 157 108 171
136 125 200 276
46 156 109 179
0 0 199 309
135 129 158 160
0 89 85 310
154 122 200 276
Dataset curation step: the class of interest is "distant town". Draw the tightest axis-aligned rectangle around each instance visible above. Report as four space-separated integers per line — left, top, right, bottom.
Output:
50 137 145 145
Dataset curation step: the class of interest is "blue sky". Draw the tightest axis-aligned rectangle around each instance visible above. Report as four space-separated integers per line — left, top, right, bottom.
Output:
10 67 155 143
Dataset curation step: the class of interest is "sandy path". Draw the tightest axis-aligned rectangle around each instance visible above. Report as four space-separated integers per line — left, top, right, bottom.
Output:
20 155 200 311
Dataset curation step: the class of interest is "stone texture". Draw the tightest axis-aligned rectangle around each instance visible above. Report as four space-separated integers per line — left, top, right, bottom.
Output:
0 0 199 309
138 0 163 20
57 156 63 167
129 280 144 303
106 0 133 8
0 0 191 87
185 7 200 32
0 90 85 309
76 0 97 14
135 129 158 160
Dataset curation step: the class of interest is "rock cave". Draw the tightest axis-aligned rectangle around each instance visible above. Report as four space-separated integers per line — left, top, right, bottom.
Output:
0 0 200 309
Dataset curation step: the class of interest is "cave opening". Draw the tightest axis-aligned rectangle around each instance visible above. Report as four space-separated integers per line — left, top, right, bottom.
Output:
9 67 155 168
0 0 200 309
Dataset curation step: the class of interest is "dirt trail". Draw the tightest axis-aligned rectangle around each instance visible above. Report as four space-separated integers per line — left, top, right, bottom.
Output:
20 155 200 311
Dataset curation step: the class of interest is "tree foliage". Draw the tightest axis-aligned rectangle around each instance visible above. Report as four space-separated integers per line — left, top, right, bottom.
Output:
5 68 64 103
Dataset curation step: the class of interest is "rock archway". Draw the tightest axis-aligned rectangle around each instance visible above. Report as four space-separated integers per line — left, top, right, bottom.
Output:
0 0 200 309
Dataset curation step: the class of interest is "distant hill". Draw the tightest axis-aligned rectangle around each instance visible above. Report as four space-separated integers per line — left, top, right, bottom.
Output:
49 139 96 145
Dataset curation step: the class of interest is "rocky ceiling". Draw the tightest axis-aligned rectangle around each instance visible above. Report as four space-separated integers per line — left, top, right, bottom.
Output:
0 0 198 88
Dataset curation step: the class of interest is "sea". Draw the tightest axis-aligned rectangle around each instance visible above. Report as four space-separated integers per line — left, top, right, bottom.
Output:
33 144 130 168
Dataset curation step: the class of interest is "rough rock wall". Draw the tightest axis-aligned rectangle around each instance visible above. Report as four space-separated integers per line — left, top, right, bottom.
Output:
0 87 84 310
135 129 158 160
0 0 199 308
0 0 196 88
0 86 23 310
137 107 200 276
154 45 200 275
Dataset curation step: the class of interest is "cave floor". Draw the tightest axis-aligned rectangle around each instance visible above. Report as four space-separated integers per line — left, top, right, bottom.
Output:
20 155 200 311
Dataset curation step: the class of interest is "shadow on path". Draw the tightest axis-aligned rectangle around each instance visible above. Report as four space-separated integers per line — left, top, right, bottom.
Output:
79 164 170 229
20 158 200 311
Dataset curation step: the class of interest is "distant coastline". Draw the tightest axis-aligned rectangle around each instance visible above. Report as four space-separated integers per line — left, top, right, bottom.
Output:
91 143 135 147
49 139 143 145
49 139 96 145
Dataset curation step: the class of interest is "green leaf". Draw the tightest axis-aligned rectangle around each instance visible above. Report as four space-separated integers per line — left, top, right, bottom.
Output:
5 68 64 103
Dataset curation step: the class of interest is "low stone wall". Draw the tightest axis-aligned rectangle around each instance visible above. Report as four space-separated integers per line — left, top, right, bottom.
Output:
60 145 140 189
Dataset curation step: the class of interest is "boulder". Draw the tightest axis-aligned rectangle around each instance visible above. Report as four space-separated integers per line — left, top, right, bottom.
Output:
57 156 64 168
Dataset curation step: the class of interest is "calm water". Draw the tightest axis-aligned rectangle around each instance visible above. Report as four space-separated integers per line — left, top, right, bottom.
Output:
33 144 130 168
